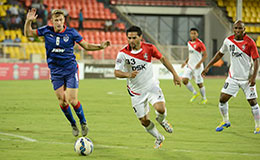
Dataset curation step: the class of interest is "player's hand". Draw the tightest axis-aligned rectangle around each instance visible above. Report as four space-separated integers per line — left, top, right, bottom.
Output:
249 77 256 86
173 75 181 87
100 41 110 49
181 63 186 68
129 71 139 78
195 63 201 69
26 8 38 22
201 67 209 77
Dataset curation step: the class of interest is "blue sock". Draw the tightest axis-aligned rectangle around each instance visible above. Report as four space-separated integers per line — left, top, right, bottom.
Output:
73 101 86 124
60 105 76 125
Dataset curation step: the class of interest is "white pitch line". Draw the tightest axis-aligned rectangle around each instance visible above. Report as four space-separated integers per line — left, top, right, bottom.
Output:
1 132 260 156
0 132 37 142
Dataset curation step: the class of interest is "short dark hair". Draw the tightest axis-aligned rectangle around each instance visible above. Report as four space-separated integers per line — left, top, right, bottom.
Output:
190 28 199 33
126 26 142 36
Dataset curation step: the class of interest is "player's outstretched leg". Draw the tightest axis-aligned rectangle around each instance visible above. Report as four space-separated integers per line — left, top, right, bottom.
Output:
72 101 88 136
216 102 231 132
154 102 173 133
140 116 164 149
60 104 79 136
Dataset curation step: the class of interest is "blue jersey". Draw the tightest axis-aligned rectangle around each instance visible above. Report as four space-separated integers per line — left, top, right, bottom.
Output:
37 25 83 77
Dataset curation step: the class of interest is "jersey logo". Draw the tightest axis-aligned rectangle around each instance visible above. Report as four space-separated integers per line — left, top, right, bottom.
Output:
116 59 122 63
144 53 148 60
63 34 69 42
50 34 53 37
132 64 146 71
242 44 246 50
51 48 65 53
229 44 242 57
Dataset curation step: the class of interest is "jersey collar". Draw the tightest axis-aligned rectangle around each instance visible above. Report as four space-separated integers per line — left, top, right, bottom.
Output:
127 42 143 54
54 25 67 33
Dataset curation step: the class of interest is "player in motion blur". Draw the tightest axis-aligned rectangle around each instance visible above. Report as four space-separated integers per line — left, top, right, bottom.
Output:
114 26 181 148
181 28 208 104
24 9 110 136
202 20 260 134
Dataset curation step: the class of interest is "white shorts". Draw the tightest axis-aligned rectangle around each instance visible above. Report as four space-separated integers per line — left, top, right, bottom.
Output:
128 85 165 118
221 77 258 99
182 65 204 84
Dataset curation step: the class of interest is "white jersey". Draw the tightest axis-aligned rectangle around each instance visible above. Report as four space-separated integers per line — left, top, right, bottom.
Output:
219 35 259 80
115 42 162 94
187 38 206 69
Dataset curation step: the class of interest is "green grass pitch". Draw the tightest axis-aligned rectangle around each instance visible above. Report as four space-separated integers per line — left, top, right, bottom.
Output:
0 79 260 160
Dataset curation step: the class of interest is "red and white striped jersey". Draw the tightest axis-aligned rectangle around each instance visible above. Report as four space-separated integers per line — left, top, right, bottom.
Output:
219 34 259 80
187 38 206 69
115 42 162 94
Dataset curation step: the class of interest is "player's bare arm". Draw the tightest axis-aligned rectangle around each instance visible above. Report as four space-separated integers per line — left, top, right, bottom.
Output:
114 70 138 78
160 56 181 86
181 57 189 68
202 51 224 77
24 8 38 37
249 58 259 86
78 40 110 51
195 51 208 69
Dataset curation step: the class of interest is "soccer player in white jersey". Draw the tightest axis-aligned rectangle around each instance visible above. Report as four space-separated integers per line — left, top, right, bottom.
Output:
202 20 260 134
181 28 208 104
114 26 181 148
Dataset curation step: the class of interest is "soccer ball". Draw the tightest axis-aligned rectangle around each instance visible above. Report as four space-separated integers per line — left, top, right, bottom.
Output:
74 137 94 156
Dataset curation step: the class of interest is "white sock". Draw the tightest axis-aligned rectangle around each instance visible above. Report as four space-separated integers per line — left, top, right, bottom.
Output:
199 86 206 100
145 121 160 139
219 102 229 122
155 108 167 123
185 82 197 95
251 104 260 128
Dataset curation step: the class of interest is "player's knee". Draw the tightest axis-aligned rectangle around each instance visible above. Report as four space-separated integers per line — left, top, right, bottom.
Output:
68 97 78 106
57 96 66 106
59 101 68 107
219 93 230 103
182 78 188 85
156 106 165 114
219 98 227 104
248 99 257 106
140 118 150 127
197 83 203 88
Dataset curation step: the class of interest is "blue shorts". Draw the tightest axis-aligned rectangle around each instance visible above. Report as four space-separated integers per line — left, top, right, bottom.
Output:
51 70 79 90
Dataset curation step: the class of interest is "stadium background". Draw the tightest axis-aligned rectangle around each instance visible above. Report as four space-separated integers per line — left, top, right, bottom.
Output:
0 0 259 80
0 0 260 160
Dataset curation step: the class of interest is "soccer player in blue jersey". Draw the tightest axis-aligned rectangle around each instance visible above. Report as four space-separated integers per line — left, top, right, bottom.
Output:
24 8 110 137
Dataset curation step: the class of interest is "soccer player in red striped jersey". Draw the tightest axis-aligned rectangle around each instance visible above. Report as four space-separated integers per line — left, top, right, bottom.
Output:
181 28 208 104
114 26 181 149
202 20 260 134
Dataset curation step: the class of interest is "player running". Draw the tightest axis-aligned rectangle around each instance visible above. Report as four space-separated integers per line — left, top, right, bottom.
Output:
24 9 110 137
181 28 208 104
114 26 181 148
202 20 260 134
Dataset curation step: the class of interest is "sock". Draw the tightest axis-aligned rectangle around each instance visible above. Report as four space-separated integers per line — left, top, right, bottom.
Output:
219 102 229 122
251 104 260 128
145 121 160 139
185 82 197 95
72 101 86 124
60 104 76 125
199 86 206 100
155 108 167 123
